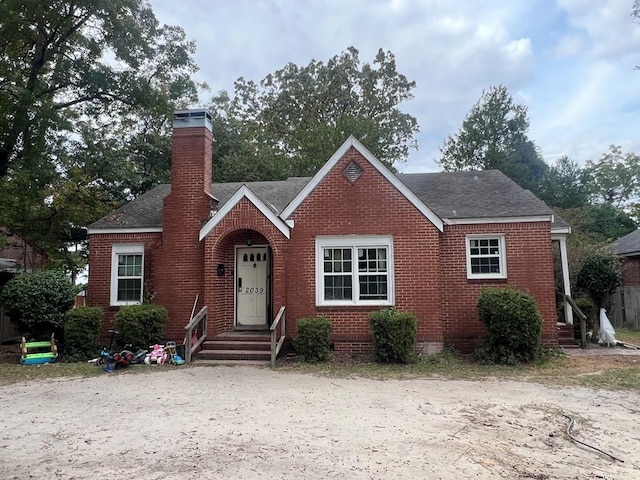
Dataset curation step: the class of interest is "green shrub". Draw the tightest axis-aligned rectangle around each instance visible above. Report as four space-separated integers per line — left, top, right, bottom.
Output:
0 270 76 340
113 304 168 349
294 317 332 362
369 308 417 364
64 307 103 362
474 287 542 365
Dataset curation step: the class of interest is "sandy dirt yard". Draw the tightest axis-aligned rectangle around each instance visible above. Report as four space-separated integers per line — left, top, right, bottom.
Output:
0 366 639 480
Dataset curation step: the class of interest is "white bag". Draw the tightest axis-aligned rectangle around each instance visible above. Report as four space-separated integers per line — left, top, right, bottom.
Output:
598 308 617 346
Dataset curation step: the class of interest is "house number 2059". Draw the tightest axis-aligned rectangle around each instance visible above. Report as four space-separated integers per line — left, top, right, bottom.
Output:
243 287 264 294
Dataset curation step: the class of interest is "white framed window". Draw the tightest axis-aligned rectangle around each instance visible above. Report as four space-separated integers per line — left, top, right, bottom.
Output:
466 235 507 279
110 244 144 305
316 236 394 306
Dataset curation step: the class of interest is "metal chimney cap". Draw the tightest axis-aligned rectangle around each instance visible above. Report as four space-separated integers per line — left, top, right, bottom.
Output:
173 109 212 131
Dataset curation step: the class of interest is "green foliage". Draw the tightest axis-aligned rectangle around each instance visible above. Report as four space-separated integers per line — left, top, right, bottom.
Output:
0 0 201 272
539 156 589 209
474 288 542 365
576 251 621 310
369 308 417 364
294 317 332 363
63 307 103 362
113 304 168 350
208 47 418 181
584 146 640 209
438 85 548 196
0 270 76 339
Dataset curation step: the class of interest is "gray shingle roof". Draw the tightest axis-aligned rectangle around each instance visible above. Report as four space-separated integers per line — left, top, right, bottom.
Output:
89 170 568 231
612 229 640 256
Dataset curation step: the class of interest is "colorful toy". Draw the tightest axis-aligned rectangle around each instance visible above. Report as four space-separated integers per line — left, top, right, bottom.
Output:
20 334 58 365
145 344 166 365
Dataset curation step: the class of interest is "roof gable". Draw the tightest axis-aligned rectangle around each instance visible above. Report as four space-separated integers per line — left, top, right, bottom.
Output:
199 185 291 241
280 136 444 232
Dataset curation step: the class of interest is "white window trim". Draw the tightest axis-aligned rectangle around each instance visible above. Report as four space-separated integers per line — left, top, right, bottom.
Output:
465 234 507 279
110 244 145 306
316 236 394 306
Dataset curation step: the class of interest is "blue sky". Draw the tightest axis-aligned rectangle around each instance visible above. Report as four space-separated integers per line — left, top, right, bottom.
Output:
148 0 640 173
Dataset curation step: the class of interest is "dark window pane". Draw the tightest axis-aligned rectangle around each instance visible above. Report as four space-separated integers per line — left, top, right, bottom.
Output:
117 279 141 302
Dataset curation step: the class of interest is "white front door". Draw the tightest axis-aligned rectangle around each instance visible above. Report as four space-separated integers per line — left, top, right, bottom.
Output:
236 247 268 328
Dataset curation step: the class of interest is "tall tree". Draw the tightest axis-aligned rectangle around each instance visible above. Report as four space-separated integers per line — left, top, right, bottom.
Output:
207 47 419 181
0 0 200 270
437 85 548 195
583 145 640 209
539 156 589 209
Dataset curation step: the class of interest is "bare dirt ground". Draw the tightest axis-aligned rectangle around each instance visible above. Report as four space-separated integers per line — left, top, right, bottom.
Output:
0 366 639 479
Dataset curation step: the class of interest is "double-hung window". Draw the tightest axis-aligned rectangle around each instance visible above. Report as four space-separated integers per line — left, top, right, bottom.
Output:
466 235 507 279
316 236 394 306
110 244 144 305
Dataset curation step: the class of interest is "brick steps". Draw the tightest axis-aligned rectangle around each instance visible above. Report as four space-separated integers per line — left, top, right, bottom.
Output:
194 331 271 363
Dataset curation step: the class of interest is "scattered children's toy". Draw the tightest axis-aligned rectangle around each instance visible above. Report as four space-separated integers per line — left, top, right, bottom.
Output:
20 334 58 365
92 330 135 372
145 344 167 365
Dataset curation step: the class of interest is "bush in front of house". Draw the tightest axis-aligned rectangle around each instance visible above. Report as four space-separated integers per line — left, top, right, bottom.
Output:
0 270 76 340
63 307 103 362
113 304 168 350
294 317 332 362
369 308 417 364
474 287 541 365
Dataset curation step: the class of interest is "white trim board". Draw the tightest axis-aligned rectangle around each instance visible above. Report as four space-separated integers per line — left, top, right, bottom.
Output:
87 227 163 235
444 215 553 225
199 185 291 241
280 136 444 232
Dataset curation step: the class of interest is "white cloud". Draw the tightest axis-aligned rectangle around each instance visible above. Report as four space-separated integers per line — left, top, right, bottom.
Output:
147 0 640 172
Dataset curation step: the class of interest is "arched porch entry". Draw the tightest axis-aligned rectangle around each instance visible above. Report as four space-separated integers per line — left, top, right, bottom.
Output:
208 228 274 334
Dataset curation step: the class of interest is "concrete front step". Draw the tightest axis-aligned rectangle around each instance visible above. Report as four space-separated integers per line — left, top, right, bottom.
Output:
196 349 271 361
202 340 271 351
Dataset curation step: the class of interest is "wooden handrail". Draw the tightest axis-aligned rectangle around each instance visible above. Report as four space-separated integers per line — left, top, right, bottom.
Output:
270 306 286 367
184 306 208 362
564 295 587 349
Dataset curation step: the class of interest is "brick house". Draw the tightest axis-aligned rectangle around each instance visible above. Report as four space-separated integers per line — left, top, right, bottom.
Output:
87 109 572 358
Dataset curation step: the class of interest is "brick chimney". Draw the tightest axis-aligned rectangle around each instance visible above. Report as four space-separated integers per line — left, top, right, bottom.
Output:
158 109 214 337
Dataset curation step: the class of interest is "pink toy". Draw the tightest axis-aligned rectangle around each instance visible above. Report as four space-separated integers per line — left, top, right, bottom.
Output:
145 344 166 365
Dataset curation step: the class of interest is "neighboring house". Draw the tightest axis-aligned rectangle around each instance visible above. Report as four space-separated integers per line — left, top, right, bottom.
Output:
87 109 572 356
612 229 640 286
610 230 640 328
0 231 46 343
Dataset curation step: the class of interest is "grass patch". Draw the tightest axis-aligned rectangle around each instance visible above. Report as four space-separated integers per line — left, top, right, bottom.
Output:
279 348 640 391
616 327 640 346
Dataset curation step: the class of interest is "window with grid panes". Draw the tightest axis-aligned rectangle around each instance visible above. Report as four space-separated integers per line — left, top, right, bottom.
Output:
316 237 393 306
466 235 506 279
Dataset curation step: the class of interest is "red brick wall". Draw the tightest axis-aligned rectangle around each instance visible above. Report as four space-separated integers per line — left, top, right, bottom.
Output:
286 147 443 353
203 198 289 335
621 257 640 286
440 223 558 352
156 125 213 339
87 232 162 332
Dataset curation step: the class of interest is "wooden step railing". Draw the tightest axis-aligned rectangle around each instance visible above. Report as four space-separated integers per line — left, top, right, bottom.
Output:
564 295 587 349
270 306 286 367
184 305 208 362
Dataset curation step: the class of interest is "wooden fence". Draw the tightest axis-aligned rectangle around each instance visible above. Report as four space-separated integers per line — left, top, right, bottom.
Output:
609 286 640 329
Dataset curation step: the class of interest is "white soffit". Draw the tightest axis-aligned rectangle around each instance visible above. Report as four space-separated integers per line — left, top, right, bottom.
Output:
199 185 291 241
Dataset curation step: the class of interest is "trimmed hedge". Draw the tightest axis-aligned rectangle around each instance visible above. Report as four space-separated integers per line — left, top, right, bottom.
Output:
113 304 168 350
64 307 103 362
294 317 332 362
474 287 541 365
369 308 417 363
